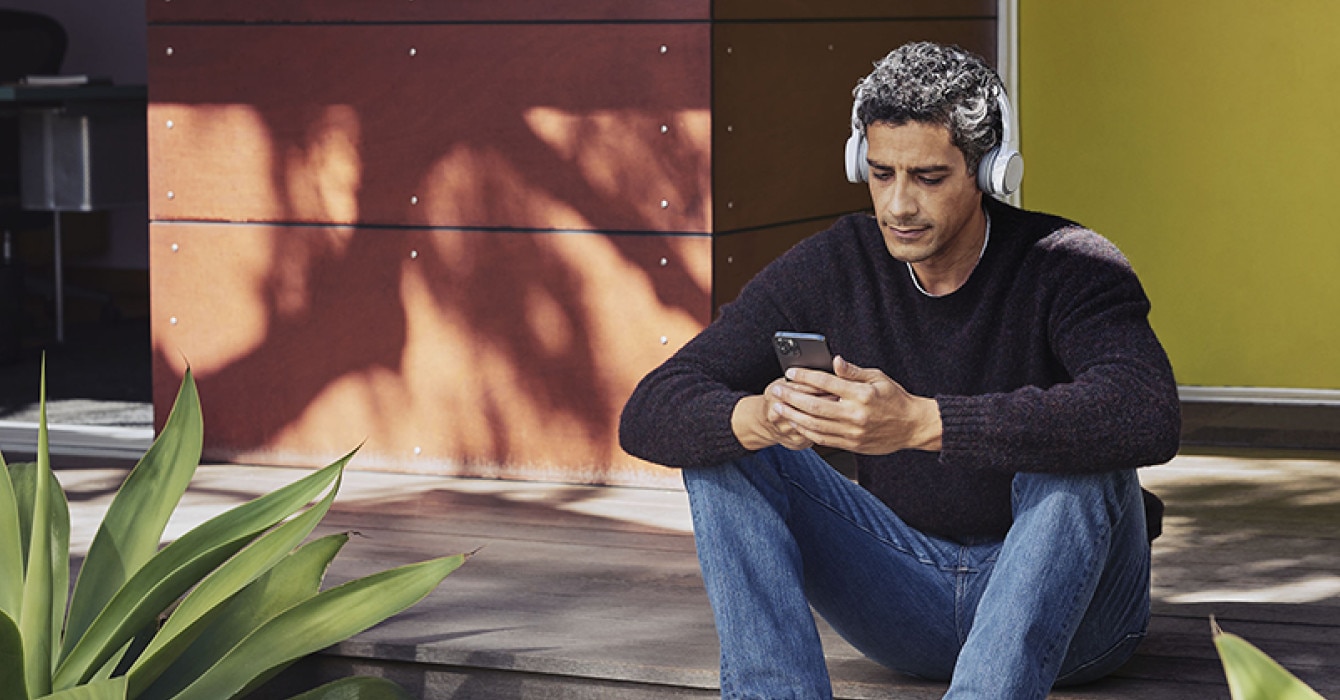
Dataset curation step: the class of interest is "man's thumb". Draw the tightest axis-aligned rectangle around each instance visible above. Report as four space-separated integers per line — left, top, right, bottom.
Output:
834 355 878 381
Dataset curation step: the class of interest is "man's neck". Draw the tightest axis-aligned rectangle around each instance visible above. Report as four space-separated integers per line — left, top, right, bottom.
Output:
908 206 989 297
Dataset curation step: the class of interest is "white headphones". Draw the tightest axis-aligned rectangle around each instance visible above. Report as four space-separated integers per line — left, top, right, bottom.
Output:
844 86 1024 197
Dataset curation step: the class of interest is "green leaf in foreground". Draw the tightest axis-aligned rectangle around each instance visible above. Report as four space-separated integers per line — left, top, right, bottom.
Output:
11 462 71 682
20 364 55 698
4 363 468 699
53 461 344 690
0 452 25 624
1213 617 1326 700
172 553 467 700
0 610 27 695
63 369 203 658
36 675 126 700
134 534 348 700
125 472 347 700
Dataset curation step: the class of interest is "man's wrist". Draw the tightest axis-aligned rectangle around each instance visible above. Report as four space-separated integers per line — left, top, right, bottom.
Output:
915 396 944 451
731 394 776 451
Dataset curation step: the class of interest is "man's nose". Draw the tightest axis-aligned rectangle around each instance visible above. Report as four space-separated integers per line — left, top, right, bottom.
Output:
885 178 918 220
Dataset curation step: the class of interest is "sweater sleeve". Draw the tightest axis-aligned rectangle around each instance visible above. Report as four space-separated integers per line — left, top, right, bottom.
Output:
936 229 1182 474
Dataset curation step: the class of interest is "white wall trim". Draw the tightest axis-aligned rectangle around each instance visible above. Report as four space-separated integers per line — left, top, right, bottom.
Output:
997 0 1021 206
0 421 153 459
1178 386 1340 407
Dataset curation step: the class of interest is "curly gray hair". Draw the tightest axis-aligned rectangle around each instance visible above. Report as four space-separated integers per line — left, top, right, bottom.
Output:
852 42 1004 172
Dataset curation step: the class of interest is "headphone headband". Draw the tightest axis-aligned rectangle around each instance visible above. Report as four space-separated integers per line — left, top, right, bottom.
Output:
844 85 1023 197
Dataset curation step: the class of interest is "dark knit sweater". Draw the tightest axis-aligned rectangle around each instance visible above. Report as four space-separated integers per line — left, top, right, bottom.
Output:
619 198 1181 539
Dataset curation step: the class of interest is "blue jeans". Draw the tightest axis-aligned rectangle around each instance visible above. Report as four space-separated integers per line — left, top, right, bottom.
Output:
683 446 1150 700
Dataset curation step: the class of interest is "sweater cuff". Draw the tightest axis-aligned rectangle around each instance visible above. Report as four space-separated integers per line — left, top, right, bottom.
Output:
699 390 754 464
935 395 993 466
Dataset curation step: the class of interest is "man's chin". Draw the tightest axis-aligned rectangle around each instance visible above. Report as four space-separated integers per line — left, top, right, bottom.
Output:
884 240 933 264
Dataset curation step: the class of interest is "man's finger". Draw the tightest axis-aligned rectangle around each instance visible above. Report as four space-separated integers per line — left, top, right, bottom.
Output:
784 367 851 396
772 380 845 417
772 397 852 437
833 355 883 382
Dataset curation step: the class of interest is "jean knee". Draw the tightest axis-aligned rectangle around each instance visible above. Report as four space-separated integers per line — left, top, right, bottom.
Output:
1012 470 1138 522
682 446 801 510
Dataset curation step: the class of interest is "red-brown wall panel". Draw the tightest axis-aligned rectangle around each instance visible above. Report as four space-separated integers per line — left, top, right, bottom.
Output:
148 23 711 233
148 0 710 24
150 222 712 486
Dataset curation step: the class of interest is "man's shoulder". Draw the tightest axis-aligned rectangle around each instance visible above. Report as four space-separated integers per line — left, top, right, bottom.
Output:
989 198 1080 242
991 200 1132 271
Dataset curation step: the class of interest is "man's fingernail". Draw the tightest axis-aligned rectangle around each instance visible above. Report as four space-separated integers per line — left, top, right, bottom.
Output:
785 368 797 380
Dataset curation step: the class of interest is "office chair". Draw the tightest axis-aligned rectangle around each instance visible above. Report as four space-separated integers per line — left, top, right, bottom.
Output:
1 9 69 204
1 10 68 359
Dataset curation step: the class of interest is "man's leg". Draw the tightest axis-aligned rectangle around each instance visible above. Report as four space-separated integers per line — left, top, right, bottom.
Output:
683 446 968 699
945 469 1151 699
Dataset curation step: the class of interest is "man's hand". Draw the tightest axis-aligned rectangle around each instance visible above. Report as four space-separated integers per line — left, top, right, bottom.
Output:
731 378 829 452
764 356 943 454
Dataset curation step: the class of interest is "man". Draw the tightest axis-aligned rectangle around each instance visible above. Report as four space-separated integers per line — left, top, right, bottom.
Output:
619 42 1180 699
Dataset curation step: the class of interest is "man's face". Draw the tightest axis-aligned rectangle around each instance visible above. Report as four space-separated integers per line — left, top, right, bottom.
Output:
865 121 985 270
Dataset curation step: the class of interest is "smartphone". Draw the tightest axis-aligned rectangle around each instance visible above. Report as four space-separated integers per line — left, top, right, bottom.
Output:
773 331 834 374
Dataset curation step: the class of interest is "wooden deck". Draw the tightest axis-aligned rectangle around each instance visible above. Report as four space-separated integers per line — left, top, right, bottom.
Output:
51 448 1340 699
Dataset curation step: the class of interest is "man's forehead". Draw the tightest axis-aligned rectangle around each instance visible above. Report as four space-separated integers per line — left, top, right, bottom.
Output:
865 121 963 169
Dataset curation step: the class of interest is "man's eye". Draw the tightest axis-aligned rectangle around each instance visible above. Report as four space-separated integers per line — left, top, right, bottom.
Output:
871 170 894 181
919 176 945 185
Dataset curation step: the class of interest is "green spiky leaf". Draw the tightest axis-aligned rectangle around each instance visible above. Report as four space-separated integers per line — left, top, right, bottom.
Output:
0 452 25 624
0 609 27 697
52 461 343 690
1213 617 1326 700
124 458 350 697
20 361 56 698
171 553 466 700
62 370 203 658
135 534 348 700
36 675 126 699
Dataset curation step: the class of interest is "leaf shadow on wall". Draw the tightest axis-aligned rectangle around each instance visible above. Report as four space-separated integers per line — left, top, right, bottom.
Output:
151 75 713 476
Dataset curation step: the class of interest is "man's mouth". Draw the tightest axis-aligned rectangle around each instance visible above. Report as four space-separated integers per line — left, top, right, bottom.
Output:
888 224 930 239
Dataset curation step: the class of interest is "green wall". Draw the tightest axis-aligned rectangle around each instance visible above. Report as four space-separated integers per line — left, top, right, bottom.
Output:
1019 1 1340 389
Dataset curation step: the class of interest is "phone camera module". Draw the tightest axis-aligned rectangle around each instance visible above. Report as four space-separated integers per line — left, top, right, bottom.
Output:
775 337 800 356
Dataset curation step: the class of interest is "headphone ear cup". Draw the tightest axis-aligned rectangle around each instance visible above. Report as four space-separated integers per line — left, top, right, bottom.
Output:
845 130 868 183
980 87 1024 196
977 146 1023 196
996 148 1023 195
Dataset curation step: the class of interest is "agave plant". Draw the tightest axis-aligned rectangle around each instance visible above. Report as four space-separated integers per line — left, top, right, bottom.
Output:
0 362 468 699
1213 617 1327 700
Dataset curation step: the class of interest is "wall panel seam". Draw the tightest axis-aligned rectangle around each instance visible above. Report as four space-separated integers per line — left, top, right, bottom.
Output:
147 16 993 28
147 19 713 28
147 220 714 238
713 211 866 238
711 16 993 24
